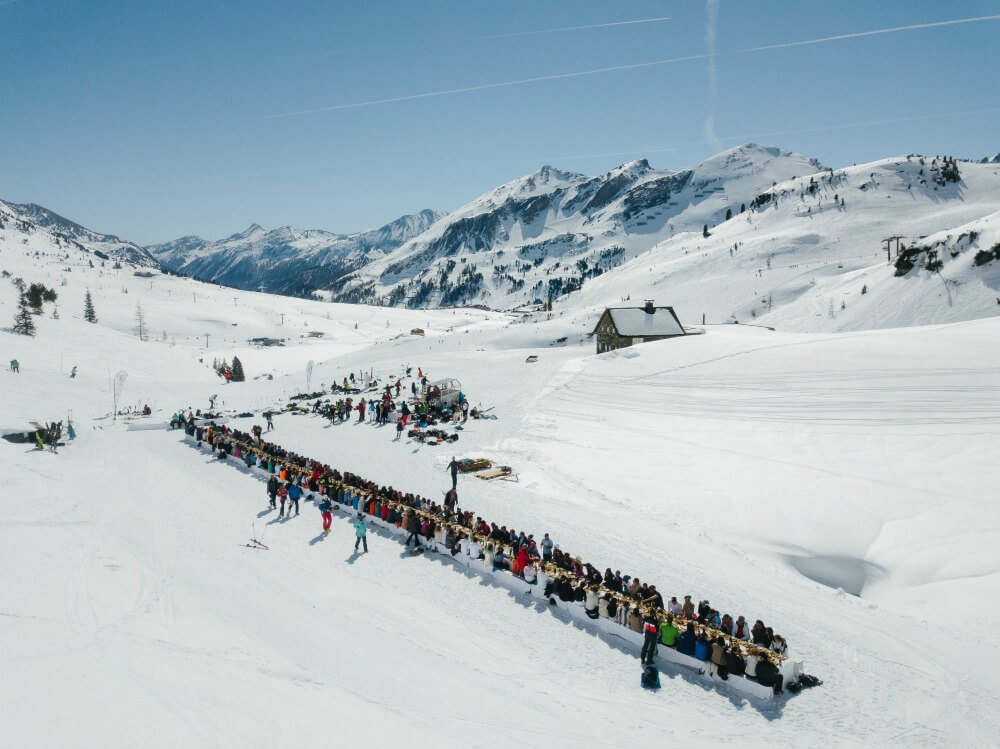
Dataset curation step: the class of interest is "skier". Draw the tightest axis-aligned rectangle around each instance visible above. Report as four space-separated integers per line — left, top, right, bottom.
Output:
445 456 460 489
266 474 279 509
320 497 333 534
353 513 368 552
287 482 302 516
70 365 77 378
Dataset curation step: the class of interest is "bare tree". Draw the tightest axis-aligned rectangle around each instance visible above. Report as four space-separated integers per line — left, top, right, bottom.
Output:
134 302 148 341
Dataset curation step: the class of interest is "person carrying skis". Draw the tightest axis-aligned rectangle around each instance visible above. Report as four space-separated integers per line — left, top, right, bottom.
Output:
287 481 302 516
320 497 333 534
446 456 460 489
353 513 368 552
266 474 279 509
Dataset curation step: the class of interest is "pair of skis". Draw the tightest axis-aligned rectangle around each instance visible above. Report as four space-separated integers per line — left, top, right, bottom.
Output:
241 522 269 550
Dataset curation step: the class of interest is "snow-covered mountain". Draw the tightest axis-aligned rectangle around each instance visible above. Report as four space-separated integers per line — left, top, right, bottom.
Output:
330 144 823 307
147 209 445 295
564 154 1000 333
980 152 1000 164
0 200 159 268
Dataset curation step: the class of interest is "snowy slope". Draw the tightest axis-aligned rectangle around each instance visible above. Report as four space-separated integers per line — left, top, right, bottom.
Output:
2 228 1000 746
563 155 1000 333
148 210 445 296
0 200 159 268
330 144 823 308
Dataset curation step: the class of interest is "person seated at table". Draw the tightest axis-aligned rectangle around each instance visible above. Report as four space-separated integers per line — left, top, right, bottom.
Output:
676 622 697 656
694 629 711 661
659 613 679 648
725 645 747 677
755 655 784 695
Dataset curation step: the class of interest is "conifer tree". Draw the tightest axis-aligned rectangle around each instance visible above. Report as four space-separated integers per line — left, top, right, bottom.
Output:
12 292 36 336
84 289 98 323
230 356 246 382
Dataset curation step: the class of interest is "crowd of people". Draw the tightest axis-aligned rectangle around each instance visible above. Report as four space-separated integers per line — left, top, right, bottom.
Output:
189 413 793 695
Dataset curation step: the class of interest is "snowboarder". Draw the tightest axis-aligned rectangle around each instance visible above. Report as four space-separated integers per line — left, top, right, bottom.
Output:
353 513 368 552
70 366 77 378
320 497 333 533
10 359 19 373
446 456 460 489
287 482 302 516
266 475 279 509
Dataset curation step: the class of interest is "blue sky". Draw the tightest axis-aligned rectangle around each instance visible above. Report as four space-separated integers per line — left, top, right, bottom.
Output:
1 0 998 244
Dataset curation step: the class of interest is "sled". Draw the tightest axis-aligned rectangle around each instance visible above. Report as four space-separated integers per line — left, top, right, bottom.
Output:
474 466 517 482
458 457 491 472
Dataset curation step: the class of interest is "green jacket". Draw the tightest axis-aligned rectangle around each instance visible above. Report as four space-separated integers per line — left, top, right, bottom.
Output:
659 621 680 646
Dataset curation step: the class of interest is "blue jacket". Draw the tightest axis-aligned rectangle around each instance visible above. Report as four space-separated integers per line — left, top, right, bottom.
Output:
676 631 696 656
319 500 332 513
694 638 710 661
354 519 367 537
287 484 303 500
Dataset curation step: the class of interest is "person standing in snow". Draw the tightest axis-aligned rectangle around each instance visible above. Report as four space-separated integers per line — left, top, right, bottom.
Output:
443 487 457 513
395 418 404 441
445 456 460 489
10 359 19 373
641 610 660 665
320 497 333 534
266 474 279 509
353 513 368 552
70 365 77 378
287 482 302 516
265 411 274 431
276 484 288 517
540 533 554 563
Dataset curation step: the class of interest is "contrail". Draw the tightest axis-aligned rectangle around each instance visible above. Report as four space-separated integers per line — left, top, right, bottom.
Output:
263 14 1000 119
703 0 723 151
741 15 1000 53
464 15 672 42
262 53 708 118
